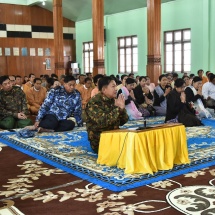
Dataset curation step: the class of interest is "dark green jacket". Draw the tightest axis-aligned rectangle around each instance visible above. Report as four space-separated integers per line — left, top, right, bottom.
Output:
0 86 29 120
85 92 128 153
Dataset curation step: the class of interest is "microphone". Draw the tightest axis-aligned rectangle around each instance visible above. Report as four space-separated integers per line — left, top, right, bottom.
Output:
144 116 146 127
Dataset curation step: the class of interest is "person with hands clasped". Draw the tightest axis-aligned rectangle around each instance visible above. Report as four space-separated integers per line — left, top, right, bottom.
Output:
165 78 202 127
117 78 142 120
133 76 155 116
85 76 129 153
0 75 32 129
153 74 172 116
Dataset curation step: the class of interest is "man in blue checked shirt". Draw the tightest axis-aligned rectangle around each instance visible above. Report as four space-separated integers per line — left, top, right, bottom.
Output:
34 75 83 132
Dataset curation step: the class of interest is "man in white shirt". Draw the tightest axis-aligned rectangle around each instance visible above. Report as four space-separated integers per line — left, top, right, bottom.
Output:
202 73 215 108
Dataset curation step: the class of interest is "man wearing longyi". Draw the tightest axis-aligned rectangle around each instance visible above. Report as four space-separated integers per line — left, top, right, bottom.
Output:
85 76 129 153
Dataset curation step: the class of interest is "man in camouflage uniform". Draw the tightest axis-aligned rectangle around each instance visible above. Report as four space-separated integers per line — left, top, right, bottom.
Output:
0 75 32 129
85 76 128 153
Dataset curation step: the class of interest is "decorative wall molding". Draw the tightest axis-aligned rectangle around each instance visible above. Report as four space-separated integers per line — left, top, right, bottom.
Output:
0 24 75 40
93 59 105 68
147 55 161 64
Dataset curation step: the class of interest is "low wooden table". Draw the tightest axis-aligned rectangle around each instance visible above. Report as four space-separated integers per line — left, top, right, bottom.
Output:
97 123 190 174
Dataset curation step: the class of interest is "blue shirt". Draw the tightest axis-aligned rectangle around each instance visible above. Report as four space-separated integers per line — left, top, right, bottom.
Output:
36 86 83 126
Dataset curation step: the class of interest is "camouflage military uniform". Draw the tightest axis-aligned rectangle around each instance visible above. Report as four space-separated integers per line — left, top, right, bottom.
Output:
0 86 32 129
85 92 128 153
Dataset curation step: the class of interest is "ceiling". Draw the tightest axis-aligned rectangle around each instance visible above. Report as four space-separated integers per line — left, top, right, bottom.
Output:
0 0 174 22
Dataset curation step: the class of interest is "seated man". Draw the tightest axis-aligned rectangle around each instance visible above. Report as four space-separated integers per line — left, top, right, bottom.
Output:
26 78 47 115
79 77 93 109
85 76 129 153
75 74 86 92
15 75 23 90
79 77 93 122
0 75 32 129
9 75 16 86
34 75 83 132
23 73 35 94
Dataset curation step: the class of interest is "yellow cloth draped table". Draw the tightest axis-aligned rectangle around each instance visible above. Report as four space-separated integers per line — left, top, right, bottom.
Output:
97 124 190 174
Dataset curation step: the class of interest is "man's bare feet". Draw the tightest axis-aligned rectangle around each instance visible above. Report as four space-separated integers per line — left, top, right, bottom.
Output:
37 127 55 133
24 125 37 130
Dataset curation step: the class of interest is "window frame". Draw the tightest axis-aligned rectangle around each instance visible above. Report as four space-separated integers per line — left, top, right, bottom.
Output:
117 35 138 74
164 28 191 74
83 41 93 74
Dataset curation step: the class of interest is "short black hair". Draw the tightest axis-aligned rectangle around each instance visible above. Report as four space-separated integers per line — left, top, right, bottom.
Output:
172 73 179 78
121 75 128 81
86 73 92 77
33 78 42 84
192 76 202 83
29 73 35 78
44 74 49 79
197 69 204 75
174 78 185 88
159 74 167 81
84 77 92 83
60 75 66 80
189 73 195 78
98 76 115 91
0 75 9 85
139 76 146 82
93 74 104 84
46 77 55 86
207 73 213 80
209 74 215 82
64 75 76 83
182 75 190 80
79 74 86 79
15 75 21 79
128 73 134 77
125 78 135 85
51 73 58 79
206 71 211 75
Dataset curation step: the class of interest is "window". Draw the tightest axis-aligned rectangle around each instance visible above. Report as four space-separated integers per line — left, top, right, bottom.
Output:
118 36 138 73
83 42 93 73
164 29 191 73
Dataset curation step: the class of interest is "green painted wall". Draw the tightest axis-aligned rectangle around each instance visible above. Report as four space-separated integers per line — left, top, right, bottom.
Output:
75 20 93 74
161 0 214 74
209 0 215 73
105 8 147 76
76 0 215 76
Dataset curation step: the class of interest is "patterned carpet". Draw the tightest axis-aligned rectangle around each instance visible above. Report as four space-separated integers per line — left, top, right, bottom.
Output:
1 144 215 214
0 117 215 192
